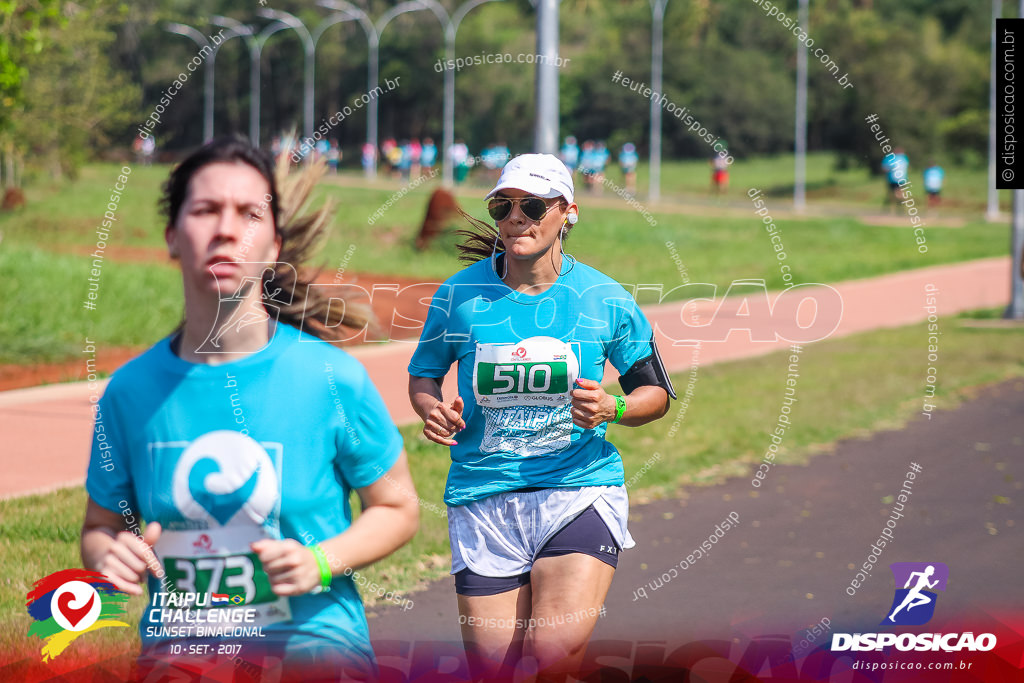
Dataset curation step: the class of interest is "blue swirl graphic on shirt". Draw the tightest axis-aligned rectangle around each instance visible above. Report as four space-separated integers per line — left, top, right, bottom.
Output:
187 457 259 525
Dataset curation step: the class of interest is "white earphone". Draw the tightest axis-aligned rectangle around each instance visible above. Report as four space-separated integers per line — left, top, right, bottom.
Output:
566 212 578 225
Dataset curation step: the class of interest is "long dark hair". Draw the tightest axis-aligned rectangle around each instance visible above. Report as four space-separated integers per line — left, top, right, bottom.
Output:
454 207 502 265
160 134 369 342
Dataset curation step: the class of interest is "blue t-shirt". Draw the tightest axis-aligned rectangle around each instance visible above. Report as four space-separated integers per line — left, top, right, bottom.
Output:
397 145 412 170
408 258 656 506
884 153 908 183
86 323 402 663
579 149 595 174
560 143 580 170
923 166 944 193
421 143 437 167
619 150 639 172
482 146 510 170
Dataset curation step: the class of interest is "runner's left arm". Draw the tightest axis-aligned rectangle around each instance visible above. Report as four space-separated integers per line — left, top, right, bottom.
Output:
570 378 669 429
253 452 419 596
253 361 418 597
580 285 674 428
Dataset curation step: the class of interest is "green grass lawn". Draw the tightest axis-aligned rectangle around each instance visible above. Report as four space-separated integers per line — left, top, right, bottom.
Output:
2 309 1022 658
3 244 182 364
627 153 1002 213
1 154 1013 365
336 187 1005 293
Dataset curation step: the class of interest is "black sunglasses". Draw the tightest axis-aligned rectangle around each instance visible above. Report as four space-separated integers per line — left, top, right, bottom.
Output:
487 196 556 222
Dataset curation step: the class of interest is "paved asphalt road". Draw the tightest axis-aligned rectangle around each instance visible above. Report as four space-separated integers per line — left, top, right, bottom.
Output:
365 378 1024 681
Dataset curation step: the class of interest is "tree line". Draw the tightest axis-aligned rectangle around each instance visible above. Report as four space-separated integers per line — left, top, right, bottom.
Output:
0 0 994 183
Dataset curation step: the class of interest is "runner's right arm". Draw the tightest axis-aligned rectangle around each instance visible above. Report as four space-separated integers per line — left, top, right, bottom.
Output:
409 375 465 446
81 498 162 595
81 386 162 596
408 282 463 446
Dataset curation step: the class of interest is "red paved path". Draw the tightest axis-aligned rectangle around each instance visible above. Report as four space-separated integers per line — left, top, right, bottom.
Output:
0 256 1009 499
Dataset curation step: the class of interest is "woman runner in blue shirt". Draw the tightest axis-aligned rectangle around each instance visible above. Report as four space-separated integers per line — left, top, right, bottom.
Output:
408 154 675 680
80 136 419 681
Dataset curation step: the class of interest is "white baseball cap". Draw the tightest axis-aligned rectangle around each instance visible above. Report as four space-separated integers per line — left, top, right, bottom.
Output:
485 153 574 204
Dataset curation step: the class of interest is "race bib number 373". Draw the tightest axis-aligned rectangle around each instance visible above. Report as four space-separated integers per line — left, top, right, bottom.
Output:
163 552 276 606
155 526 292 627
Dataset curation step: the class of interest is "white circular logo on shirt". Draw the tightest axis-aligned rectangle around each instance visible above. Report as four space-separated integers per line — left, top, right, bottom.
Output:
172 430 278 526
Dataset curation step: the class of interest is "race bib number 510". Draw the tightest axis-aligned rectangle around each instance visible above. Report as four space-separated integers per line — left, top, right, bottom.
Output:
473 337 580 408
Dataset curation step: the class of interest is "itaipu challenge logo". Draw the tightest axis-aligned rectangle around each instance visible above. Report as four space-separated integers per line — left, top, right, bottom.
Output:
25 569 130 662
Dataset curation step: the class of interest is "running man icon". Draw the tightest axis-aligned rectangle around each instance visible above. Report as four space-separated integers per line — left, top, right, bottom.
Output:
201 265 291 352
888 565 938 622
882 562 948 626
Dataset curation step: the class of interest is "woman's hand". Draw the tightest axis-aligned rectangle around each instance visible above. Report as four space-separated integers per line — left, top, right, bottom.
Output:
251 538 322 596
422 395 466 446
570 378 617 429
87 519 163 596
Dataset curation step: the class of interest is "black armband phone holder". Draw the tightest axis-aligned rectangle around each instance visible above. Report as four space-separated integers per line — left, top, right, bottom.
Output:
618 338 677 400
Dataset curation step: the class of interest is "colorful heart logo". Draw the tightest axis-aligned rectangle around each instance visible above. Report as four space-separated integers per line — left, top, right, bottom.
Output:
56 591 95 629
29 572 128 661
47 580 103 633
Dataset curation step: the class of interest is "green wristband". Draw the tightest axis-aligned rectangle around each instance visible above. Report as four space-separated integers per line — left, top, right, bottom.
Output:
311 544 332 593
612 395 627 423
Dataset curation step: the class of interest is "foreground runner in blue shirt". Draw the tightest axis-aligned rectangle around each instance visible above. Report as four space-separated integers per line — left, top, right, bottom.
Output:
81 136 419 681
409 154 675 680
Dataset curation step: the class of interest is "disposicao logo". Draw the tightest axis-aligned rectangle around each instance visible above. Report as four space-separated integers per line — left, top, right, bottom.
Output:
832 562 997 653
26 569 130 661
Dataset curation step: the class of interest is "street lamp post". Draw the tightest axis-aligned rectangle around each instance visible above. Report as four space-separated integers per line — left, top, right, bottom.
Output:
165 23 215 142
257 9 316 144
251 10 354 153
210 16 258 143
648 0 669 203
318 0 427 177
532 0 561 154
794 0 809 213
1010 0 1024 319
416 0 503 185
247 22 302 147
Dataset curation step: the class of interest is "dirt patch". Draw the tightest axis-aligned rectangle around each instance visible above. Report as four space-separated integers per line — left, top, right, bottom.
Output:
61 243 173 262
0 347 144 392
311 269 438 344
